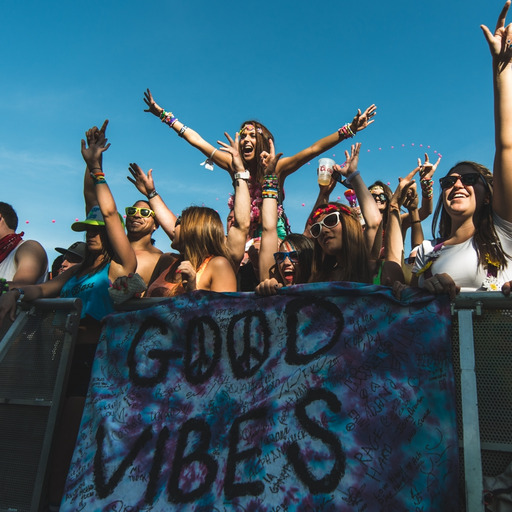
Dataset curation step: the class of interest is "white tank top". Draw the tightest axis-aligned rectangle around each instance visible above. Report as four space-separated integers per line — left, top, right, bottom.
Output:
0 241 48 283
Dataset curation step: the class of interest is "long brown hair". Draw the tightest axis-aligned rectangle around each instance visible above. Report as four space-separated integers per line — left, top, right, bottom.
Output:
238 120 274 182
432 161 508 268
309 203 372 284
81 227 113 275
180 206 231 269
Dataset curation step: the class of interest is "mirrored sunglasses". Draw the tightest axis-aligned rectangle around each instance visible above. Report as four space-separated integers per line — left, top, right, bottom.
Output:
309 211 341 238
125 206 155 218
274 251 299 264
439 173 482 190
371 192 388 202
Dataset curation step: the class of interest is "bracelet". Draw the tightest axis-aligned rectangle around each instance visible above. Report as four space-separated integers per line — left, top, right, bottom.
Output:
178 125 188 138
411 220 421 224
0 278 8 296
262 174 279 200
89 167 102 172
14 288 25 303
338 123 355 139
160 110 178 128
147 190 159 199
342 170 360 187
90 172 106 185
420 178 434 199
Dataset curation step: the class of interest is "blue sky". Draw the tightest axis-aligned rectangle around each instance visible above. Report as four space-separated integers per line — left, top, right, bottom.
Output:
0 0 501 265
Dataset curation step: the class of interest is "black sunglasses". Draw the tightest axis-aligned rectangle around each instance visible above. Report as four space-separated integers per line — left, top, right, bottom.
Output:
371 193 388 202
175 216 181 228
439 173 482 190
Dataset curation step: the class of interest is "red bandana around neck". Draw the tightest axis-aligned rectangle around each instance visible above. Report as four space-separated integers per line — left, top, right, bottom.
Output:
0 232 24 265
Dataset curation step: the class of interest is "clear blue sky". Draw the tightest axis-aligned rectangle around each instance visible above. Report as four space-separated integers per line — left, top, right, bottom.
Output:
0 0 501 265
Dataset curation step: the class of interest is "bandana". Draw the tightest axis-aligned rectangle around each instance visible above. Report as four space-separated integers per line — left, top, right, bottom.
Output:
0 232 24 265
308 204 352 224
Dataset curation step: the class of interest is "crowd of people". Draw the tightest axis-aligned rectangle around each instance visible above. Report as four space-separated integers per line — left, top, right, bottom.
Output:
1 1 512 509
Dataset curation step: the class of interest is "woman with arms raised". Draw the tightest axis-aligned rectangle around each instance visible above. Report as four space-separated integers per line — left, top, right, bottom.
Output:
143 89 376 237
412 1 512 298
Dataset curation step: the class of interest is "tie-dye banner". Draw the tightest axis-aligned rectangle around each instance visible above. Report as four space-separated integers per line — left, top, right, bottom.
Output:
62 283 459 512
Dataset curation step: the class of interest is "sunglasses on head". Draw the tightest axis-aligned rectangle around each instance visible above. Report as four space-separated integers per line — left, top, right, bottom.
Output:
274 251 299 264
309 211 341 238
371 193 388 202
439 173 482 190
174 216 181 228
125 206 155 218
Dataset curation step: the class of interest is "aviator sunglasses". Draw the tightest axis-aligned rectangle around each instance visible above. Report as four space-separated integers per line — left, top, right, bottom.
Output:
125 206 155 218
439 173 483 190
274 251 299 264
309 211 341 238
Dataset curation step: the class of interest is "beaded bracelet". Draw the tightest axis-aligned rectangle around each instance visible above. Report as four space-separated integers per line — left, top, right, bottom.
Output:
420 178 434 199
262 174 279 200
90 171 106 185
0 278 9 296
160 110 178 128
338 123 355 139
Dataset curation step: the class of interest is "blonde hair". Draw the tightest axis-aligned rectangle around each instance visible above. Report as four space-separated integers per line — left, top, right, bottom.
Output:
180 206 231 269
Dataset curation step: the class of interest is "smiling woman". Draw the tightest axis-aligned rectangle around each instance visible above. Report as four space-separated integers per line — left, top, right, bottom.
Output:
410 1 512 297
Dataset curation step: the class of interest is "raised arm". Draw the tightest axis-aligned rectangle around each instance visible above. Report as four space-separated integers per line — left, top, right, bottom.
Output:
258 140 283 281
81 122 136 280
332 143 381 253
402 183 425 249
482 1 512 221
401 153 440 231
127 163 178 240
83 120 108 214
385 167 420 266
143 89 232 173
275 105 377 183
218 132 251 269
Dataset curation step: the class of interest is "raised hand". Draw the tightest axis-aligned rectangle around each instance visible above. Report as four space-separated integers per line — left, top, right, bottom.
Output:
482 1 512 61
81 120 111 169
143 88 164 118
402 182 419 211
260 139 283 176
127 163 156 197
390 165 421 209
350 104 377 134
218 132 245 175
418 153 441 181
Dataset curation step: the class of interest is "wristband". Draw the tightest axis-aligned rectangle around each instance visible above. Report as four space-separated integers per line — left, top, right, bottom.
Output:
178 125 188 138
14 288 25 303
147 190 159 199
342 170 360 188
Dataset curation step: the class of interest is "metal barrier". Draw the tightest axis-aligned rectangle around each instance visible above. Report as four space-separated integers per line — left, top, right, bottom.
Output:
0 299 81 512
452 292 512 512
